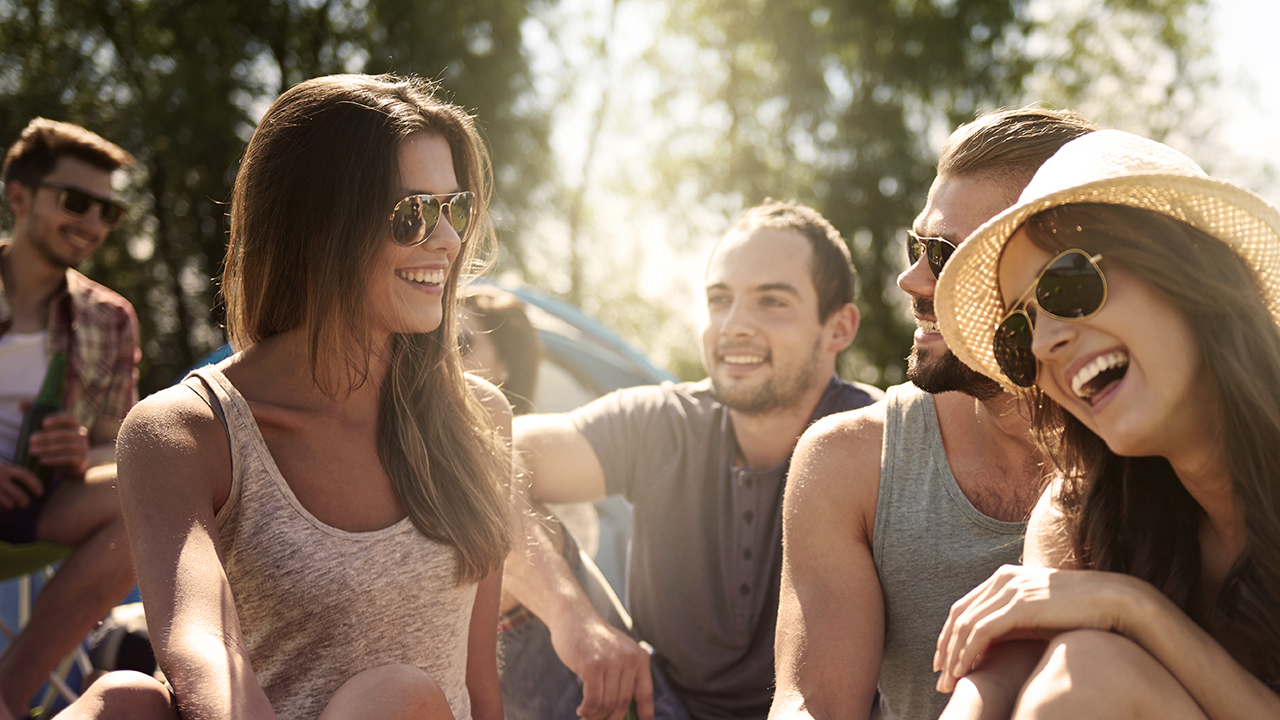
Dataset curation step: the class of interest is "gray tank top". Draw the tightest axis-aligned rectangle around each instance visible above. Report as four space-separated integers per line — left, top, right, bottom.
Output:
872 383 1026 720
186 367 476 720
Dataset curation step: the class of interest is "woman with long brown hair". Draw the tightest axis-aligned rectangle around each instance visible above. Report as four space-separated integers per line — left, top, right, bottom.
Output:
933 130 1280 718
63 73 514 720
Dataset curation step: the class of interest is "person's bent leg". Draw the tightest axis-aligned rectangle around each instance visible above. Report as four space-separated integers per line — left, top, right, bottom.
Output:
0 467 135 717
320 664 453 720
55 670 177 720
1013 629 1207 720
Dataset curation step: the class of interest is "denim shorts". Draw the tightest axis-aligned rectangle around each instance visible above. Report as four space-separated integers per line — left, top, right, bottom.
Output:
0 476 61 543
498 531 690 720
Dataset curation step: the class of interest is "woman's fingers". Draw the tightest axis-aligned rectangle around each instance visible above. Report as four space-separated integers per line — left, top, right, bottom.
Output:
934 565 1035 692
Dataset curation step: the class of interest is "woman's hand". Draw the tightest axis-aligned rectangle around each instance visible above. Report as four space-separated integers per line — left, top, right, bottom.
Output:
933 564 1154 693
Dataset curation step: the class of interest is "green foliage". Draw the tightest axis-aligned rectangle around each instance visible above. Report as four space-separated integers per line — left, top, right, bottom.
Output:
613 0 1212 387
0 0 1215 391
0 0 549 395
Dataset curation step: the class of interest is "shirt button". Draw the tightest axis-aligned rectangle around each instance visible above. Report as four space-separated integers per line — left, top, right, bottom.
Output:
743 548 753 561
739 583 751 596
743 510 755 523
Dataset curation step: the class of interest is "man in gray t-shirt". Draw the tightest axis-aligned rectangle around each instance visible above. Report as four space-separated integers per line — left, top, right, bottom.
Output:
504 199 879 720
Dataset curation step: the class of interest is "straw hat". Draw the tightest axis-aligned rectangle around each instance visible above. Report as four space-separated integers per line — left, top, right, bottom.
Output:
935 129 1280 394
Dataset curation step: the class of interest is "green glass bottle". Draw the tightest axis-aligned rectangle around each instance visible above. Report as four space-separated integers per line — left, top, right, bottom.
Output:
625 699 639 720
13 352 68 495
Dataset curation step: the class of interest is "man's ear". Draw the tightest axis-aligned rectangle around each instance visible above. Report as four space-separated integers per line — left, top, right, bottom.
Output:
824 302 859 353
5 180 31 222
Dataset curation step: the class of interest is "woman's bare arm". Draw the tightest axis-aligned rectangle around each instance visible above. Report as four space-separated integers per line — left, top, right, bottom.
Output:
936 481 1280 719
117 385 278 720
465 376 513 720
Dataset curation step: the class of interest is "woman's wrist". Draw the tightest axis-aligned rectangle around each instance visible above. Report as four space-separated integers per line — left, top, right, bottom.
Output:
1107 571 1174 646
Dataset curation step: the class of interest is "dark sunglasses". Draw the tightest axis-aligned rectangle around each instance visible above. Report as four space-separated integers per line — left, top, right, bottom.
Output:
389 191 476 247
906 230 958 278
37 182 126 228
993 248 1107 388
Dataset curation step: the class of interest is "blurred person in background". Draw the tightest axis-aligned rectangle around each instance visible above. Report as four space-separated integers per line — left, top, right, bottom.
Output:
0 118 139 720
459 285 617 720
461 285 541 416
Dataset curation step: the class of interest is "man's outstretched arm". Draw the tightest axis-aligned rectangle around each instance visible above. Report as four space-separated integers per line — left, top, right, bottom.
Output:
771 406 887 720
506 413 653 720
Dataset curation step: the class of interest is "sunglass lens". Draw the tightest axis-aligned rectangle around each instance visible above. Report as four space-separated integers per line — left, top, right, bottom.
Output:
61 189 93 215
993 312 1037 388
1036 251 1105 319
390 196 443 246
906 234 921 265
448 192 474 236
927 240 955 277
100 201 125 226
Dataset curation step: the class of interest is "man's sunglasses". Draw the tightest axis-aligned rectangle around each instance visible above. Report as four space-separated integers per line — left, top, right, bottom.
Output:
37 183 126 228
389 191 476 247
993 248 1107 388
906 230 958 278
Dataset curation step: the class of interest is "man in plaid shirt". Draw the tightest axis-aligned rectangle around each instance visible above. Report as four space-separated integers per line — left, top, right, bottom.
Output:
0 118 140 720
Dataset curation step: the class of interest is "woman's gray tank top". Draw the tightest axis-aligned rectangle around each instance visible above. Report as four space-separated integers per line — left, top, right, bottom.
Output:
186 367 476 720
872 383 1026 720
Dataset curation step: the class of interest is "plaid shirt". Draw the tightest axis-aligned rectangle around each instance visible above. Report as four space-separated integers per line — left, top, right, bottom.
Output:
0 255 140 445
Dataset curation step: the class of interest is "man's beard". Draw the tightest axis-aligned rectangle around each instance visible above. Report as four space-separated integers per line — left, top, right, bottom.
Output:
713 339 822 416
907 298 1001 400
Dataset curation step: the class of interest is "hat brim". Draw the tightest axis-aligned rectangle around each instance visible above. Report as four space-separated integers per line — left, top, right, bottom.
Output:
936 173 1280 394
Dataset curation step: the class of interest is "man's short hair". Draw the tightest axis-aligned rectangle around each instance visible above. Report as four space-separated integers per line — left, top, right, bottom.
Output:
725 199 856 322
938 106 1097 190
2 118 134 189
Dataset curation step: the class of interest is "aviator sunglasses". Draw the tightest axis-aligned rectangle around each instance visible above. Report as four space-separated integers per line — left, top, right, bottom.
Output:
37 182 126 228
993 248 1107 388
906 230 958 278
389 191 476 246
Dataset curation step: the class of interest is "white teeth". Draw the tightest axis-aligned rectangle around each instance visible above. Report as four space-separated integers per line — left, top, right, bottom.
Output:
1070 351 1129 399
723 354 766 365
917 318 939 333
397 269 446 285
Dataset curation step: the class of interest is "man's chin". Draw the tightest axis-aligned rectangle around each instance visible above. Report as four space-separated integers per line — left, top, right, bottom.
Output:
906 346 1001 400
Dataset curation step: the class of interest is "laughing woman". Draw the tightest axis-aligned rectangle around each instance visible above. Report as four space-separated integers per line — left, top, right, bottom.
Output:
933 130 1280 719
66 74 514 720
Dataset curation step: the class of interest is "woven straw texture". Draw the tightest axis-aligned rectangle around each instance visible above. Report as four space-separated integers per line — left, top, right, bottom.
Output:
936 130 1280 394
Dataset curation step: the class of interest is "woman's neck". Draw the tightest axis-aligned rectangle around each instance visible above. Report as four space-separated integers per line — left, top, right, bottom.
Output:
234 328 391 416
1170 444 1245 574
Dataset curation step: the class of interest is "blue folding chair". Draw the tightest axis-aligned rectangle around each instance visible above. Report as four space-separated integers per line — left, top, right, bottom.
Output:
0 540 93 716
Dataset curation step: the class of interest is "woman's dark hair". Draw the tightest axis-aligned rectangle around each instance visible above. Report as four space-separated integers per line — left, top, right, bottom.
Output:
1021 204 1280 679
224 73 511 584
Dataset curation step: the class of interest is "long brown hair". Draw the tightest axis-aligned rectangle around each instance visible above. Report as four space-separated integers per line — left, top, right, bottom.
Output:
224 73 512 584
1022 204 1280 678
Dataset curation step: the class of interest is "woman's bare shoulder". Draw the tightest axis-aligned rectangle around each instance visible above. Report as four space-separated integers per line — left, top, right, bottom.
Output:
1025 477 1077 568
119 382 232 504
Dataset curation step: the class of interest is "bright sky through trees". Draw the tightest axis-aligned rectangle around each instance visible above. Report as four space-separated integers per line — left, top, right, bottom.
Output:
1210 0 1280 205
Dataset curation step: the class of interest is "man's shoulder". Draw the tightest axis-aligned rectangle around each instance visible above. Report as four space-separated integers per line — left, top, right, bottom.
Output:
66 269 137 322
806 392 889 454
787 395 886 542
578 378 718 417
